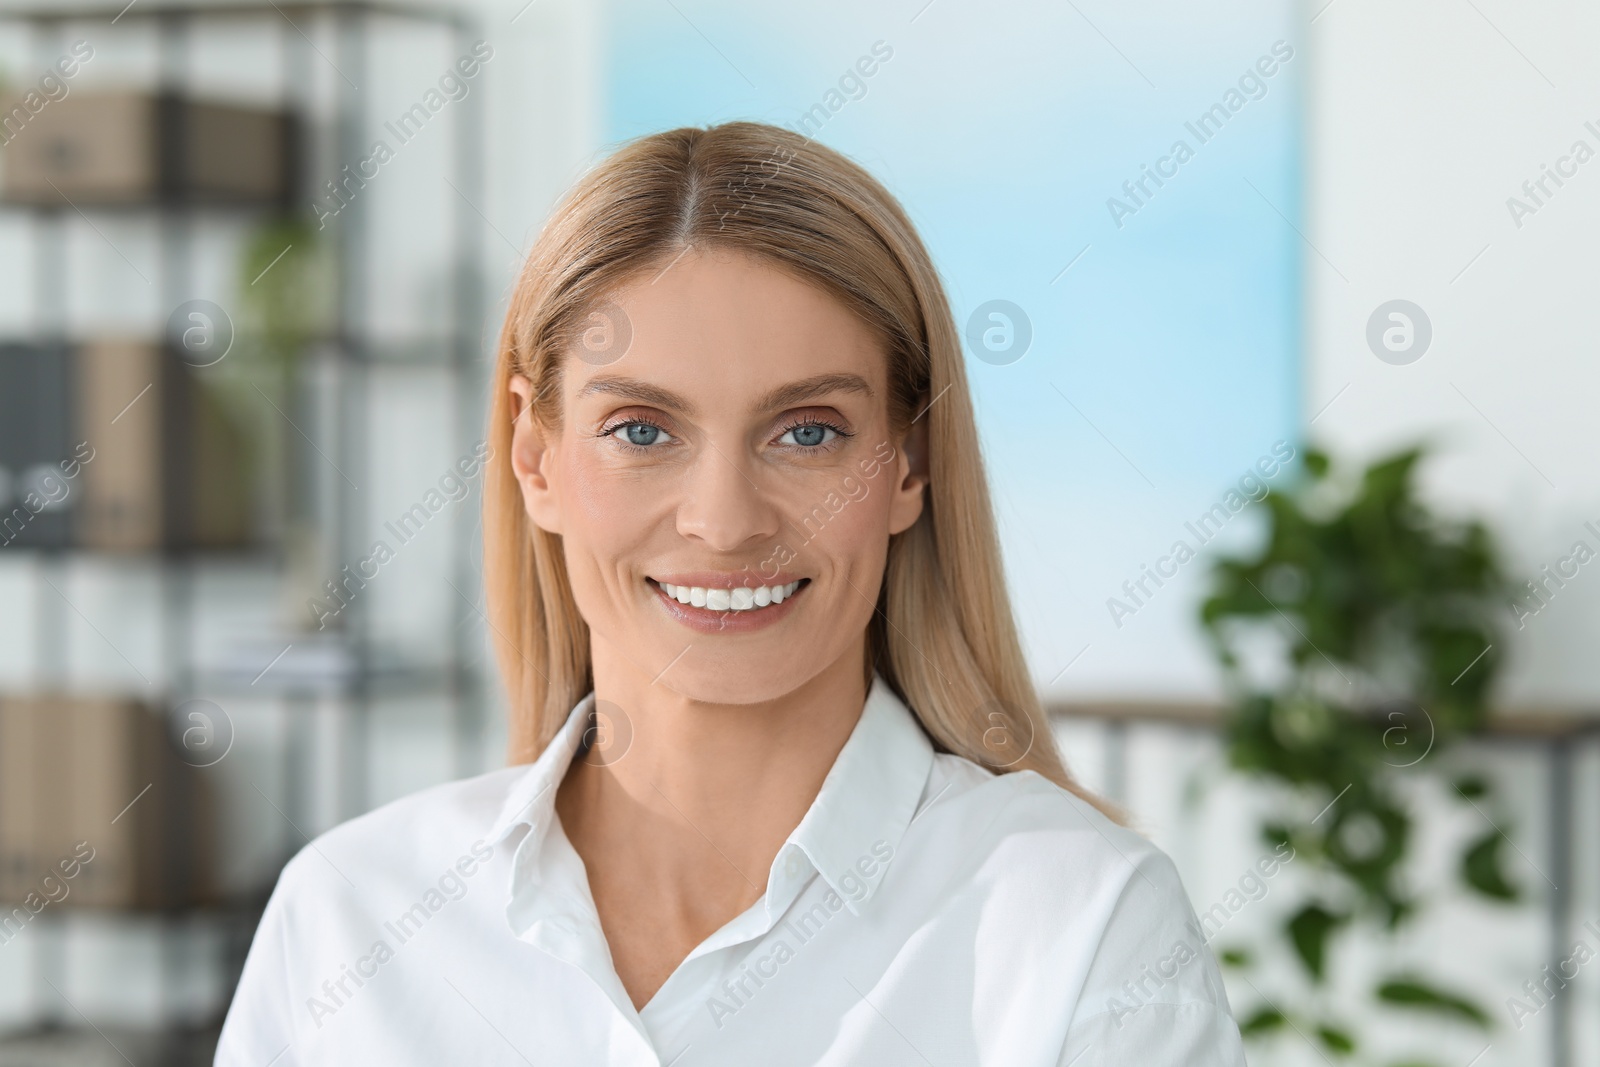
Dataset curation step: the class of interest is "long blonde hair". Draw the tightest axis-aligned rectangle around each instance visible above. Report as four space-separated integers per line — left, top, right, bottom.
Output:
482 121 1113 819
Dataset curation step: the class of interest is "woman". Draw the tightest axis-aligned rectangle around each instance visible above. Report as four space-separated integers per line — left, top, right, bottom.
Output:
217 122 1245 1066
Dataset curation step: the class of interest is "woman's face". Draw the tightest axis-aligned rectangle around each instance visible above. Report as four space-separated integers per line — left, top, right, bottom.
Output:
509 247 927 704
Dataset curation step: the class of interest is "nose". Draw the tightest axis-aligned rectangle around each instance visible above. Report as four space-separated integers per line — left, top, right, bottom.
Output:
675 445 781 553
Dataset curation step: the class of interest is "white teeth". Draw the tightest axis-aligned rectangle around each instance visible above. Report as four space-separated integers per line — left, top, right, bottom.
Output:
654 579 804 612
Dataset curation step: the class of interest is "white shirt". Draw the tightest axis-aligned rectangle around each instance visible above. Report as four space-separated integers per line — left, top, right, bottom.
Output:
216 674 1246 1066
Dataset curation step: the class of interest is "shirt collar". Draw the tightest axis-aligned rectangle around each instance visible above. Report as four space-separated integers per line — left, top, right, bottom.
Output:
484 690 595 850
777 671 935 916
483 670 936 918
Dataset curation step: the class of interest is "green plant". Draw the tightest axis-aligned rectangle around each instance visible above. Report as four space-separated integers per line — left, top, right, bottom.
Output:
226 215 337 564
1200 445 1520 1065
238 214 335 378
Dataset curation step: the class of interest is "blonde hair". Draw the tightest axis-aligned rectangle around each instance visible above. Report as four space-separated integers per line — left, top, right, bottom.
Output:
483 121 1114 819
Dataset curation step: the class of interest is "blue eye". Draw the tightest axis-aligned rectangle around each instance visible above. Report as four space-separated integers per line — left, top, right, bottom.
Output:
611 422 672 447
779 424 836 447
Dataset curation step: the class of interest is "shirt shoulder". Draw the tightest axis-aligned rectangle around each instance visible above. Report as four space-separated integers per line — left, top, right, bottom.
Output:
905 754 1243 1061
913 752 1173 903
216 765 533 1066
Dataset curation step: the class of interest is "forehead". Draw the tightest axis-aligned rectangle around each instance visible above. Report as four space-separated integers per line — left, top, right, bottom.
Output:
566 247 888 408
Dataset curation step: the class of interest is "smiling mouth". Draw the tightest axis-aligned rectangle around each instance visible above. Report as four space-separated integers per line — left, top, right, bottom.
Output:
647 577 809 612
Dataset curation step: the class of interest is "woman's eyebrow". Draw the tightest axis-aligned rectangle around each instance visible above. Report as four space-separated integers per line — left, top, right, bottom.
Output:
756 373 874 411
574 372 873 416
574 375 689 412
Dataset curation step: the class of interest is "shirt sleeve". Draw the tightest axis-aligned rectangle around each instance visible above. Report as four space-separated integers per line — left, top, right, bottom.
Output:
1056 845 1247 1067
214 858 305 1067
1058 1002 1246 1066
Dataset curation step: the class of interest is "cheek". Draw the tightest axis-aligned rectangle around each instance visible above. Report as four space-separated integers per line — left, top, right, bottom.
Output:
561 445 673 524
556 449 669 587
784 475 892 574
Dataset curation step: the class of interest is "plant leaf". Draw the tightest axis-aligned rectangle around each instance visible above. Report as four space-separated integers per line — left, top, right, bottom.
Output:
1316 1024 1356 1055
1460 829 1519 902
1238 1006 1287 1038
1287 904 1345 982
1218 947 1252 969
1376 977 1491 1028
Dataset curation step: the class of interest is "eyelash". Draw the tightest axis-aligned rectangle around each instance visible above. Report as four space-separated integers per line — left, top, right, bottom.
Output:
599 420 668 455
597 416 855 455
774 415 855 450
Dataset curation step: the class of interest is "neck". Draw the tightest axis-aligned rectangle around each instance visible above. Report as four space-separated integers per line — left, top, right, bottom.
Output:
556 638 870 894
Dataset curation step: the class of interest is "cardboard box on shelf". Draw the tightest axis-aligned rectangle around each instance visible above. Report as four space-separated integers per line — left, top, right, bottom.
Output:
0 90 296 206
0 696 213 911
0 338 255 552
76 339 253 552
0 697 73 902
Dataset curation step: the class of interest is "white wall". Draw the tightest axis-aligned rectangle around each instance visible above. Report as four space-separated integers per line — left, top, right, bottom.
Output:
1304 0 1600 711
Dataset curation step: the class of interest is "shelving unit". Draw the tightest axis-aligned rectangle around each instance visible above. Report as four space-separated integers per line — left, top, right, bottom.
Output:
0 0 490 1053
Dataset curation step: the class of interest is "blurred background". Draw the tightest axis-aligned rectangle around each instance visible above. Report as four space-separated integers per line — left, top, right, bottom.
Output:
0 0 1594 1064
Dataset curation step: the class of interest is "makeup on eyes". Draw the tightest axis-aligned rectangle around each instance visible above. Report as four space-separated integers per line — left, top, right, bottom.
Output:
593 407 856 454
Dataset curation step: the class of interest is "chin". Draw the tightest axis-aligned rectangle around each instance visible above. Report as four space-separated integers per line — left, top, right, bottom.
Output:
650 643 837 707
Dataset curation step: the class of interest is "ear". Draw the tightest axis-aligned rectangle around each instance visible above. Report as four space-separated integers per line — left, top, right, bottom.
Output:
887 398 930 536
508 374 564 535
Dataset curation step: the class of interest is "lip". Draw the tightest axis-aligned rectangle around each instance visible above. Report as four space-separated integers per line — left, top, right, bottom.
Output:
645 574 810 635
647 571 808 589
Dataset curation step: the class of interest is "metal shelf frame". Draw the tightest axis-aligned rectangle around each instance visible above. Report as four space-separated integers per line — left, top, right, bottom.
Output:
0 0 490 1042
